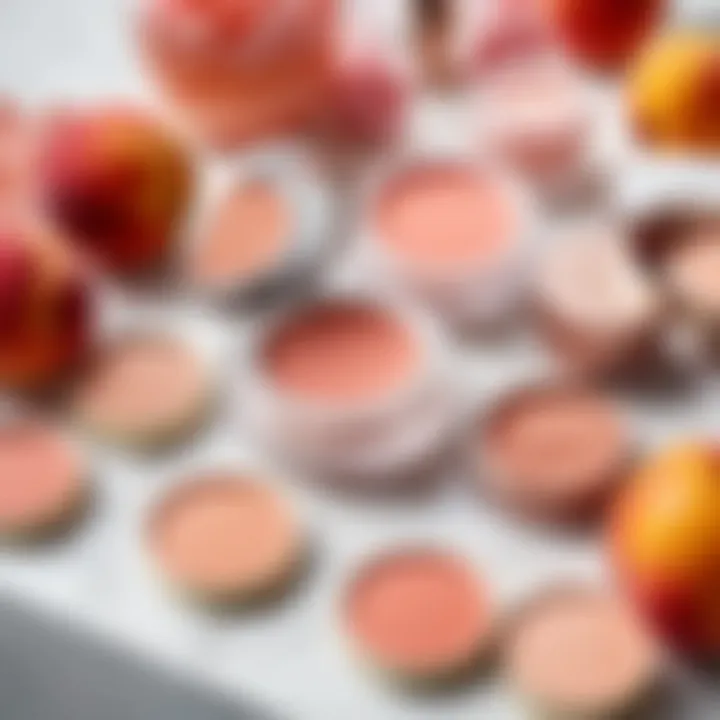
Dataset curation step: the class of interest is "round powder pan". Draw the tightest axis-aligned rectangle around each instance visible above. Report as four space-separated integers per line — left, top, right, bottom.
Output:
532 225 664 380
243 293 459 485
0 417 90 543
340 545 496 687
187 150 337 305
476 57 599 206
362 152 539 330
144 470 306 608
475 381 634 526
70 331 214 452
501 583 664 719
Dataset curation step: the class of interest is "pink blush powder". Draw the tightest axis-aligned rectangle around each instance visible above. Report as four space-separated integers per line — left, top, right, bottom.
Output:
0 422 84 534
194 182 290 287
376 166 516 272
263 303 419 406
345 550 490 675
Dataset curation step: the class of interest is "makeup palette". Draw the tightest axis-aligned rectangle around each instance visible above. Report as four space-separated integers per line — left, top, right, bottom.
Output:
0 2 715 719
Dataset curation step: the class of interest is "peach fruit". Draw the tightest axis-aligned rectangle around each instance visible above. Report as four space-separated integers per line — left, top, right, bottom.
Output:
608 442 720 658
543 0 667 70
628 33 720 154
0 218 92 389
39 108 193 275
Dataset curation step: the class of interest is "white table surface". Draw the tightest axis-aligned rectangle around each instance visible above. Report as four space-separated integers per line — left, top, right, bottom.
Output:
0 1 718 719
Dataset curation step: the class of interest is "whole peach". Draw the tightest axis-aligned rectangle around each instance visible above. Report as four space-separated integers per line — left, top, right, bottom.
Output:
39 108 193 275
543 0 667 70
0 218 93 389
608 443 720 658
628 33 720 154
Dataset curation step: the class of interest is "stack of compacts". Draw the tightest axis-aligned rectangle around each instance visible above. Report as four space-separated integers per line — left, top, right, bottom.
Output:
0 0 718 717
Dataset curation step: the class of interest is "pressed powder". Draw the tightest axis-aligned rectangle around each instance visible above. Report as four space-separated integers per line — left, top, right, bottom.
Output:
344 548 492 681
148 473 302 603
535 232 659 375
193 180 291 288
480 385 629 522
73 335 210 449
505 586 661 717
480 60 591 194
664 228 720 318
368 158 531 328
262 301 420 407
0 420 87 539
376 164 516 274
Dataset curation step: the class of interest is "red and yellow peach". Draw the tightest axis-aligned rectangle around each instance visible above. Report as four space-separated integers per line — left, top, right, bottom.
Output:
39 108 193 275
0 219 92 389
608 442 720 658
543 0 667 70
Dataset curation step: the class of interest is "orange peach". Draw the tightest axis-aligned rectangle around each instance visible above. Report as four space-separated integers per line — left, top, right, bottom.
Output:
39 108 193 275
543 0 667 70
0 218 92 389
608 442 720 658
628 33 720 153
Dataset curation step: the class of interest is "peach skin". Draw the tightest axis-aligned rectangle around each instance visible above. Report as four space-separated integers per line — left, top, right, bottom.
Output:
38 107 193 276
628 33 720 154
0 218 92 390
608 442 720 658
543 0 667 71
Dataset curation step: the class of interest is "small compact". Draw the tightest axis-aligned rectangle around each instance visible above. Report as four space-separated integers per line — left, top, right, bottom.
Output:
533 226 661 378
341 546 494 685
187 152 337 304
71 333 213 451
477 58 597 204
502 584 664 718
363 155 537 329
0 417 89 541
243 294 458 486
476 381 633 524
146 470 305 607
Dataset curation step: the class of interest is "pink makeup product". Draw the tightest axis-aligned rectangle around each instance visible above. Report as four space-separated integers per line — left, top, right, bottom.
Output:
664 225 720 325
364 156 536 329
138 0 337 149
477 382 632 524
471 0 552 77
0 418 88 541
244 295 457 484
477 58 595 203
534 227 661 378
342 547 494 685
147 471 304 606
503 585 663 718
188 154 335 303
72 334 212 450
